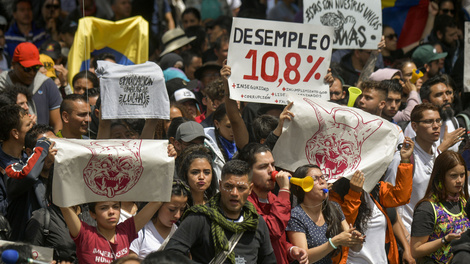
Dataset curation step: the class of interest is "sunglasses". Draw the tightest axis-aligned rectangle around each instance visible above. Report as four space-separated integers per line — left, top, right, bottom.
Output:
385 33 398 40
45 4 60 10
22 65 41 73
441 8 455 14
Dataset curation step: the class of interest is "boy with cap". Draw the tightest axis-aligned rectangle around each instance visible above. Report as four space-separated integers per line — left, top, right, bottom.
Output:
0 42 62 132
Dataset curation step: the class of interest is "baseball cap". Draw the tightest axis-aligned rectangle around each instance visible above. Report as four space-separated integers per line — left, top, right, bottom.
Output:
163 67 190 82
412 45 448 69
166 78 198 98
13 42 43 67
39 54 56 78
175 121 207 142
173 88 197 103
40 40 62 60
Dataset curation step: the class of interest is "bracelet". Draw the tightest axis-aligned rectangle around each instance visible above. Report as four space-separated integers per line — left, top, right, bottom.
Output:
328 238 337 249
289 246 297 259
279 188 291 194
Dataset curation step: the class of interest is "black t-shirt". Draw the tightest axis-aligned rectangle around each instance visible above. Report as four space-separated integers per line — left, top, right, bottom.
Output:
411 201 462 237
165 212 276 264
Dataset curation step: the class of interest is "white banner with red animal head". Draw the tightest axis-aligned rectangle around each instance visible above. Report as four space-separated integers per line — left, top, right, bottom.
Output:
52 139 174 207
272 96 399 193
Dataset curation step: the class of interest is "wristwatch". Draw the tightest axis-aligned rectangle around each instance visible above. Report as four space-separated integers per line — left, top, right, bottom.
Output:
441 236 448 244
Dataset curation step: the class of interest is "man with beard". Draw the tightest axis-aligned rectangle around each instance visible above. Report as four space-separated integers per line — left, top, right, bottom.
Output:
429 15 461 74
404 75 465 152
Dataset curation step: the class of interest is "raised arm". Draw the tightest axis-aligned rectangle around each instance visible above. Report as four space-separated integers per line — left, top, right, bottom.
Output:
60 206 82 238
140 119 159 139
221 61 249 149
133 202 162 233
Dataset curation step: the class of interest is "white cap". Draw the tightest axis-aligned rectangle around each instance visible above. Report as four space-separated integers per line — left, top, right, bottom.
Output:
174 88 197 103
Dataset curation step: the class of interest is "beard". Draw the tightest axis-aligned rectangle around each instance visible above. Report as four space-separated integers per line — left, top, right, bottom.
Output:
439 103 454 120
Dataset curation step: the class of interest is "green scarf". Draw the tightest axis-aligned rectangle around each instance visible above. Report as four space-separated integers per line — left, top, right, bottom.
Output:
182 192 259 264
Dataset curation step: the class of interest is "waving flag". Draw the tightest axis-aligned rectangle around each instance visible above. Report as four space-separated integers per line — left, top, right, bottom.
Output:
68 16 149 88
382 0 429 49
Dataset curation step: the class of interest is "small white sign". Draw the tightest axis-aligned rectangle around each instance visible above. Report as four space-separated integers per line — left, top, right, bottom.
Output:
303 0 382 49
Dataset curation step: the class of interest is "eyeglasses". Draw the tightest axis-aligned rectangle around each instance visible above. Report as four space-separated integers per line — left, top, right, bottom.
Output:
22 65 41 73
45 4 60 10
415 118 443 127
385 33 398 40
310 174 329 182
441 8 455 15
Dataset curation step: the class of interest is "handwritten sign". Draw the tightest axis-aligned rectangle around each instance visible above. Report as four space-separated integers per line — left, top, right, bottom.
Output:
228 17 333 104
96 61 170 120
465 22 470 92
303 0 382 49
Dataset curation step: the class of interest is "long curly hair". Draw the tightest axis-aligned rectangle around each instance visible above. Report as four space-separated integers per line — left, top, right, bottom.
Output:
416 150 469 208
331 177 372 235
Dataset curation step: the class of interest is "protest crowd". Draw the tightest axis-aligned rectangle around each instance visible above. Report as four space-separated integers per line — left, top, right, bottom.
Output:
0 0 470 263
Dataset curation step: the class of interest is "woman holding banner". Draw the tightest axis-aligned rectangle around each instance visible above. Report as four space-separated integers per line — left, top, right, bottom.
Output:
286 164 364 264
330 137 414 263
410 150 470 263
60 200 163 263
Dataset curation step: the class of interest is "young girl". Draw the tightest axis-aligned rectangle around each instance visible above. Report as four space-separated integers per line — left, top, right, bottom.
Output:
130 181 189 259
178 145 218 206
60 201 162 263
411 150 470 263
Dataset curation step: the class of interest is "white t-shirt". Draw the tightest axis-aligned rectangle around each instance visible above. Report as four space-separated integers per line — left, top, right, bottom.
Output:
130 220 177 259
347 194 387 264
118 209 136 224
384 139 439 233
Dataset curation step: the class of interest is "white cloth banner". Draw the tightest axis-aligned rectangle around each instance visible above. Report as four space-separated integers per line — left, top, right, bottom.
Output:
96 61 170 119
272 95 398 193
227 17 333 104
303 0 382 49
464 22 470 92
52 139 174 207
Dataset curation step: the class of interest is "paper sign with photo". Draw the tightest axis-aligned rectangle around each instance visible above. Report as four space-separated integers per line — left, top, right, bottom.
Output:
52 139 174 207
272 95 398 193
303 0 382 49
96 61 170 119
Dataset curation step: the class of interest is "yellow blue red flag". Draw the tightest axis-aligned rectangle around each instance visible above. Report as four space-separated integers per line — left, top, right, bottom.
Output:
68 16 149 88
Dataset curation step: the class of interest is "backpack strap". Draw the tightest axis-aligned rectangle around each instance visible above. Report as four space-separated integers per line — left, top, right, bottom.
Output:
43 208 50 236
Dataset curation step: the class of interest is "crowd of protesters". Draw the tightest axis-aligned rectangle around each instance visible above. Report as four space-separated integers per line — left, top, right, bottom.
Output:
0 0 469 263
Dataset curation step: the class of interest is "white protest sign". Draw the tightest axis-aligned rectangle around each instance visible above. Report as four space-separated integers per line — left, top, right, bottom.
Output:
52 139 174 207
465 22 470 92
96 61 170 119
227 17 333 104
272 95 398 193
303 0 382 49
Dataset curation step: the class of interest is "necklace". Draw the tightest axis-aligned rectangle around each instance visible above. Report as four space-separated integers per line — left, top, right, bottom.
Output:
96 227 116 260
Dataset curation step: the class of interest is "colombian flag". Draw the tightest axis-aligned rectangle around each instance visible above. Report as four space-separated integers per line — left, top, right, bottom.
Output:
68 16 149 88
382 0 429 49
